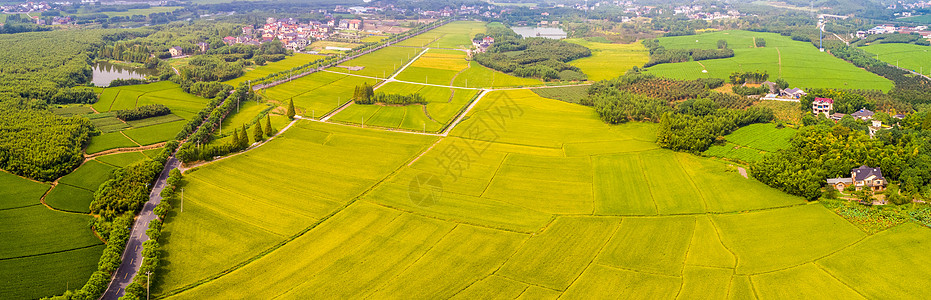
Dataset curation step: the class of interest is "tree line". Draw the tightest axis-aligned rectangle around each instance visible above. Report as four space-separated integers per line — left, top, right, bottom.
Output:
115 104 171 121
352 83 427 105
641 39 734 68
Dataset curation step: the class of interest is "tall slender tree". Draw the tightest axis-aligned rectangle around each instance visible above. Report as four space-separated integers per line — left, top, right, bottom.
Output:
287 99 295 120
240 125 249 149
253 121 264 142
264 115 274 137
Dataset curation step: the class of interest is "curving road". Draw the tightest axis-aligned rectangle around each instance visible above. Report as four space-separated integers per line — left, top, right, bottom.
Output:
100 157 180 300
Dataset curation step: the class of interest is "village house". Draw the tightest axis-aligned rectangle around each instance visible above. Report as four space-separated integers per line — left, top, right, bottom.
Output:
169 46 183 57
761 81 778 94
851 108 874 121
196 42 209 53
472 36 495 53
830 112 846 121
812 97 833 117
826 166 887 192
780 87 807 99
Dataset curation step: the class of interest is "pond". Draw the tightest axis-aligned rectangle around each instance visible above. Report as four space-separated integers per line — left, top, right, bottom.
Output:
511 27 568 39
91 61 157 87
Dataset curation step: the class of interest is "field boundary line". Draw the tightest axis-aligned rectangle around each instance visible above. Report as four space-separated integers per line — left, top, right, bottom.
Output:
674 218 700 300
367 224 459 296
106 90 121 112
739 234 868 276
558 220 624 296
592 262 682 278
706 215 740 271
0 242 102 262
637 154 661 214
812 261 870 299
478 153 508 198
363 198 541 234
154 198 366 299
179 118 299 172
320 69 483 91
674 153 709 211
85 142 166 158
0 202 42 211
119 131 142 147
494 273 565 293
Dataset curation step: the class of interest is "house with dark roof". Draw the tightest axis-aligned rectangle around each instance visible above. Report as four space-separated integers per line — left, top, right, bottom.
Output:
780 87 807 99
169 46 183 57
827 166 886 192
829 113 846 121
761 81 778 94
851 108 874 121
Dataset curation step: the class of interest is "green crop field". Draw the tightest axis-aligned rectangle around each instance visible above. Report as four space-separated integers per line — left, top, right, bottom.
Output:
565 39 650 81
531 85 590 104
644 30 895 91
703 122 796 162
122 120 185 146
0 171 50 210
94 151 149 167
395 21 486 49
900 14 931 24
860 43 931 76
151 87 931 298
260 71 379 117
104 20 931 300
44 183 95 213
154 122 437 295
58 160 116 191
329 82 479 132
85 131 138 154
328 46 424 78
395 49 470 85
452 61 543 88
225 53 325 86
0 172 102 299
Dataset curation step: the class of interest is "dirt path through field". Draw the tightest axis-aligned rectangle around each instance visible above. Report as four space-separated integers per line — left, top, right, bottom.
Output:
776 47 783 77
696 61 708 72
120 131 142 146
85 142 166 158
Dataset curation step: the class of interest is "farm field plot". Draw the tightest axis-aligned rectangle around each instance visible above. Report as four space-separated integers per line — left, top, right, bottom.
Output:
155 122 436 295
330 82 479 132
0 171 51 210
152 87 931 298
532 85 590 104
224 53 324 86
58 160 116 191
94 151 149 167
644 30 894 91
0 173 102 299
122 120 185 145
817 223 931 299
0 244 104 300
261 72 379 117
565 39 650 81
395 21 486 49
861 43 931 75
327 46 423 78
85 131 138 154
703 123 796 163
44 183 95 213
452 61 543 88
394 49 470 85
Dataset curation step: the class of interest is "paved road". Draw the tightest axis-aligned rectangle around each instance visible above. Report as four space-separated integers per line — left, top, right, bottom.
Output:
101 157 180 300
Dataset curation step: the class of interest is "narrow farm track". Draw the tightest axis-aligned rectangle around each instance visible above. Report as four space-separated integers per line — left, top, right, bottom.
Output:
85 142 166 158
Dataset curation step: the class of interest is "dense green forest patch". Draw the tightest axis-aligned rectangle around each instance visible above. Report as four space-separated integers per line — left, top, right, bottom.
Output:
473 25 591 81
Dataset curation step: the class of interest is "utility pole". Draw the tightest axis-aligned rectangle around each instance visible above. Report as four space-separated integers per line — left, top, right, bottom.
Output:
181 188 183 212
147 271 151 300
